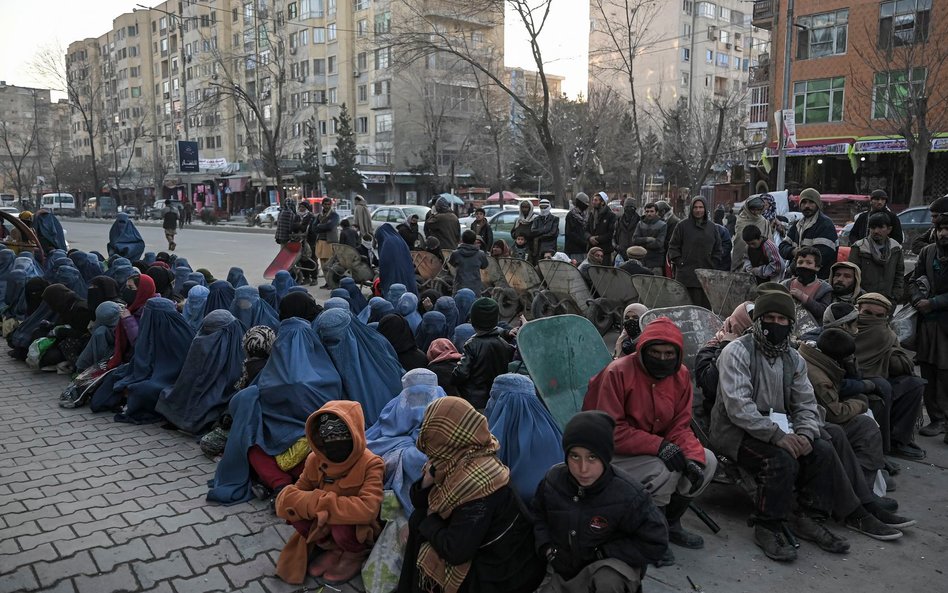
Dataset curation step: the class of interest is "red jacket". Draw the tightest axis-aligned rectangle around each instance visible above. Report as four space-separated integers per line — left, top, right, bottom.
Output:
583 317 704 462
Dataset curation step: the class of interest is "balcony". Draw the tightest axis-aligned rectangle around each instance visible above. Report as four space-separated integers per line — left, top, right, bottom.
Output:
752 0 775 30
372 94 391 109
421 1 494 27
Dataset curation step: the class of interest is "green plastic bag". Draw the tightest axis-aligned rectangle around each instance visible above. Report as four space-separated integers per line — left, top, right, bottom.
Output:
26 336 56 369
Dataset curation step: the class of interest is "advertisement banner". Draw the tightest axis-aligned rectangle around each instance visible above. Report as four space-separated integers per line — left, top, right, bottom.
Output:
780 109 798 149
178 141 199 172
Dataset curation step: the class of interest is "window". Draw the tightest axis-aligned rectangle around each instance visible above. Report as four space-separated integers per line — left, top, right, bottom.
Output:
327 23 337 42
357 84 368 103
682 1 693 15
719 30 730 44
328 56 336 74
879 0 931 49
797 10 848 59
683 23 692 37
313 28 325 43
328 0 336 17
376 113 393 133
705 49 713 63
355 116 368 134
718 6 731 21
716 52 729 67
357 52 367 71
872 68 927 119
681 48 690 62
314 58 325 75
793 77 845 123
301 0 321 19
681 71 690 87
375 47 391 69
354 0 369 10
357 19 368 37
749 86 770 125
375 12 391 35
328 87 337 103
732 56 740 69
697 2 715 18
288 2 298 19
319 120 328 134
300 30 308 46
131 86 142 97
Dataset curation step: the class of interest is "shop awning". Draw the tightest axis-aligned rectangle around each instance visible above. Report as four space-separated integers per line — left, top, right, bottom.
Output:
767 137 855 156
853 135 948 154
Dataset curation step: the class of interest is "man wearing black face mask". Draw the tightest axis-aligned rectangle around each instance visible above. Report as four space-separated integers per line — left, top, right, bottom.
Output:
712 288 851 562
781 246 832 323
584 317 717 566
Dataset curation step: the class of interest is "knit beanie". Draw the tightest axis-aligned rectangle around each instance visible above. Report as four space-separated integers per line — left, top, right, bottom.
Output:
930 195 948 214
574 192 590 206
870 189 889 202
817 328 856 362
823 302 858 329
562 411 616 465
469 297 500 331
857 292 892 314
753 290 795 321
755 281 790 297
799 188 822 210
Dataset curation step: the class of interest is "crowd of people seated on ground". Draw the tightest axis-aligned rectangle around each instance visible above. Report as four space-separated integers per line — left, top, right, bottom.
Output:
1 189 944 592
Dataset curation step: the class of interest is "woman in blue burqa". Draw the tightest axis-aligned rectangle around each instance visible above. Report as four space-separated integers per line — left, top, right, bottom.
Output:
107 213 146 262
396 292 422 333
207 317 343 504
52 264 87 299
204 279 236 314
375 224 417 297
0 248 16 302
113 297 196 425
339 276 369 313
75 301 122 373
226 266 249 288
182 285 210 332
366 296 394 323
7 279 57 358
105 257 136 286
33 210 67 253
271 270 296 301
435 296 459 335
365 368 444 517
415 310 448 354
484 373 563 503
258 284 280 311
156 309 246 435
315 307 404 425
229 285 279 331
173 260 193 295
454 287 476 324
68 251 104 284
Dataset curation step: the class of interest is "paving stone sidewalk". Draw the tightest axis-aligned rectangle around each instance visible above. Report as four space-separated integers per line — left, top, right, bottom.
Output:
0 354 357 593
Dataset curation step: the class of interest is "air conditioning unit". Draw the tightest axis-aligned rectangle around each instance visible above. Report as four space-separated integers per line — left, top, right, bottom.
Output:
736 44 743 52
725 43 732 49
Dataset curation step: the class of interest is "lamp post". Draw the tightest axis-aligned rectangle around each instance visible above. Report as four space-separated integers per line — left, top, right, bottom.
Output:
775 0 794 192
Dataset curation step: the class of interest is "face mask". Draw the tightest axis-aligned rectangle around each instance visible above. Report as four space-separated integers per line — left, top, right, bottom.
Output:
320 440 353 463
623 318 640 338
121 287 137 304
761 321 792 346
796 267 817 284
642 352 678 379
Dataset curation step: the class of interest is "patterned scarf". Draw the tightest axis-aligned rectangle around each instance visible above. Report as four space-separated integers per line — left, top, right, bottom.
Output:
751 318 793 360
416 397 510 593
235 325 275 389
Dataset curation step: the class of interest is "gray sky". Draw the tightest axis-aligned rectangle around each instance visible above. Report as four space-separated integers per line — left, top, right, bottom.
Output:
0 0 588 97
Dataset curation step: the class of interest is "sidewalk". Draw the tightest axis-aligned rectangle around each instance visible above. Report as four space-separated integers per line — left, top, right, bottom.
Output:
1 348 947 593
66 217 276 236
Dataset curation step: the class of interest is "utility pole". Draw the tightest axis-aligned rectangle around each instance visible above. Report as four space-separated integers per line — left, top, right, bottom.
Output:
775 0 794 192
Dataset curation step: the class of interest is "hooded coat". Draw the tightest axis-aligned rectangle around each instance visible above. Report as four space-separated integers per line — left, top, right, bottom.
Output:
798 343 868 425
426 201 462 251
107 213 146 262
274 401 384 584
847 237 904 303
667 196 722 289
377 224 418 297
829 261 864 304
353 196 374 236
448 243 488 295
583 318 705 463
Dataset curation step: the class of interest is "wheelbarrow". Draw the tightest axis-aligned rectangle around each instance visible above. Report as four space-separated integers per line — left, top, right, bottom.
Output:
533 259 593 319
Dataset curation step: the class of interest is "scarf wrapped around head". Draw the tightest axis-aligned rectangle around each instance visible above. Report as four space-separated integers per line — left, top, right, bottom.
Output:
415 396 510 593
855 311 901 377
712 301 754 344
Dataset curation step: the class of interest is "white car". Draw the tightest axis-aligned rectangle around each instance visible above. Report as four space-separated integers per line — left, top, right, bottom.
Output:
255 205 282 226
370 205 431 234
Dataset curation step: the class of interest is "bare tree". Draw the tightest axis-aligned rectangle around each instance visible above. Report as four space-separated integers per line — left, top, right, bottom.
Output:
657 90 747 195
0 89 42 199
382 0 567 204
850 16 948 207
101 109 150 205
589 0 661 194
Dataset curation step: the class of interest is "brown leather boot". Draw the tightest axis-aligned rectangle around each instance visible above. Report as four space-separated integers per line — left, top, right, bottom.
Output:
308 549 343 578
321 550 367 584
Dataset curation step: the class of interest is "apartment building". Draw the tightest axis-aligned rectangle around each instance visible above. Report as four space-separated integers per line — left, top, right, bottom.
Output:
750 0 947 202
0 82 72 198
66 0 505 208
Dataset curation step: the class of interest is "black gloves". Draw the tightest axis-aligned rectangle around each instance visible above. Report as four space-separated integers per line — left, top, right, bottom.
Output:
657 440 687 473
684 460 705 495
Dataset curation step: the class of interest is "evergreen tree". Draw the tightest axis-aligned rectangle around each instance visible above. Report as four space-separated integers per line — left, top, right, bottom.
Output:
298 117 323 196
326 103 364 198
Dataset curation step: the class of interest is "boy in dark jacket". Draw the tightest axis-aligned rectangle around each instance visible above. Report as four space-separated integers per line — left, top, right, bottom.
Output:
585 192 618 263
532 411 668 593
451 297 514 410
449 230 489 295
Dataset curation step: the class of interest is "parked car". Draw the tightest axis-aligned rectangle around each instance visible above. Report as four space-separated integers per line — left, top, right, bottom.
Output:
370 205 431 234
118 205 139 219
459 204 519 229
898 206 932 249
83 196 118 219
255 205 282 226
145 199 184 220
488 208 568 252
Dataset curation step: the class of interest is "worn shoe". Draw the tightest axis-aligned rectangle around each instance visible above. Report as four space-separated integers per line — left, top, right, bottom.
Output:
790 513 850 554
653 547 675 567
884 459 901 476
668 522 704 549
322 550 367 584
873 496 899 512
890 442 926 461
308 549 343 578
919 420 945 437
865 503 916 529
754 524 797 562
881 469 896 492
845 509 903 541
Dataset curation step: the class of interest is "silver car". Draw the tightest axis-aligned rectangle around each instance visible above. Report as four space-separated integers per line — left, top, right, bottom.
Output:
370 205 430 234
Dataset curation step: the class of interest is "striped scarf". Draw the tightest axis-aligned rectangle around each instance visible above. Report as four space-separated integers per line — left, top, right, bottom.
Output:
415 397 510 593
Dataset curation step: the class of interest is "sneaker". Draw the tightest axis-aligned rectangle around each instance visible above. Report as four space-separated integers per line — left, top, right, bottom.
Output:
754 524 797 562
250 483 272 501
668 523 704 549
790 513 850 554
199 426 229 459
866 504 916 529
890 442 926 461
918 420 945 437
874 496 899 512
845 509 903 541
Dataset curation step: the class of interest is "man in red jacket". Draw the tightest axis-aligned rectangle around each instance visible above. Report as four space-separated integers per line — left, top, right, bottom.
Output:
584 317 716 566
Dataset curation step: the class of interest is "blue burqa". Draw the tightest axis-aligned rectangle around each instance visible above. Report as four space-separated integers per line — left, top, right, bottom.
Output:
226 267 249 288
155 309 246 434
376 224 417 297
396 292 422 333
173 265 192 296
204 280 236 315
485 374 563 503
271 270 296 300
229 285 279 331
435 296 459 334
415 311 448 353
287 285 309 295
106 258 136 286
44 253 68 281
187 272 208 287
452 323 475 351
52 265 87 299
69 251 103 283
207 318 343 504
324 297 350 311
114 297 196 425
0 249 15 302
182 285 210 332
365 368 444 516
330 288 353 310
33 212 67 251
340 277 368 313
258 284 280 310
2 270 27 319
143 252 157 265
107 213 146 262
454 288 476 324
76 301 121 372
316 308 404 425
367 296 395 323
13 254 43 279
45 249 67 273
174 257 193 272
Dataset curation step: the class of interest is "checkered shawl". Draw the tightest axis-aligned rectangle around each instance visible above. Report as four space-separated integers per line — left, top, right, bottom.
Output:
415 396 510 593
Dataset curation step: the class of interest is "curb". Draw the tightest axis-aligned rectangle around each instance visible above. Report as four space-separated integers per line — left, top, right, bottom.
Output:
64 217 276 235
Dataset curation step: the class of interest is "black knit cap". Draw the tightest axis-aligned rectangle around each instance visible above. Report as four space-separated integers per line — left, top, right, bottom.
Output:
930 195 948 214
562 411 616 465
753 290 795 321
817 328 856 362
470 297 500 331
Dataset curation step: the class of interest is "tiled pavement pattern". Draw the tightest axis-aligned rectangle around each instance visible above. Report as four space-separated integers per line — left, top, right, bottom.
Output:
0 355 361 593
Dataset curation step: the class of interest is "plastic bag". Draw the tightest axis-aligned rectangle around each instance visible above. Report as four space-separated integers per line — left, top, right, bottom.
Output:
26 337 56 369
361 491 408 593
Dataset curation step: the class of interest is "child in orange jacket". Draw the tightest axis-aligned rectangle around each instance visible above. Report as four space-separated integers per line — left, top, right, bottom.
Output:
275 400 384 585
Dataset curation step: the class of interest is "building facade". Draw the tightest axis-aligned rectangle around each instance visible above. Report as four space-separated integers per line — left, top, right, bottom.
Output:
750 0 947 204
